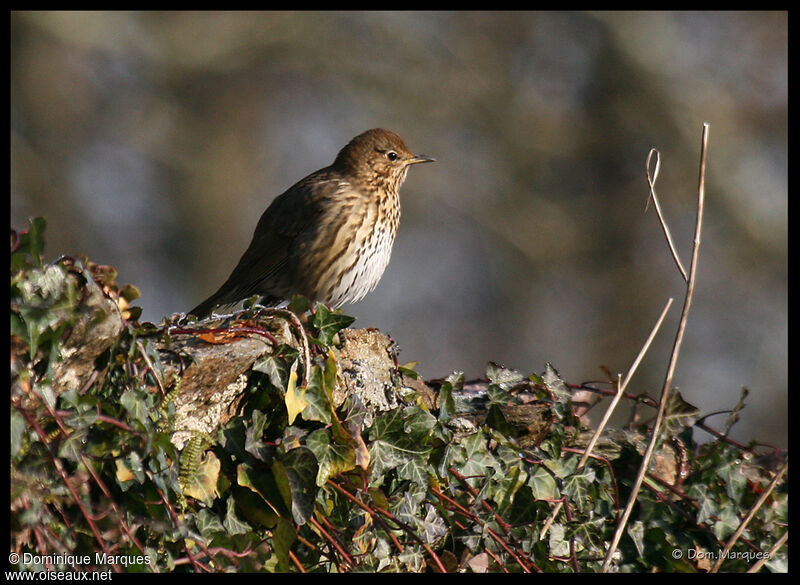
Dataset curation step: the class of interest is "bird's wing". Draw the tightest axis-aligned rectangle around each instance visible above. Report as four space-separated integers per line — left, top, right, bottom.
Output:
192 172 341 313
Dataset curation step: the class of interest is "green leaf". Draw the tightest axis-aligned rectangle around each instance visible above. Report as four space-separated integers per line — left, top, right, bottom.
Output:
627 520 646 558
689 484 717 525
402 406 437 440
57 430 88 462
548 523 569 557
272 446 318 525
715 457 748 503
10 410 26 457
723 387 749 435
711 505 740 541
662 389 700 438
120 389 151 427
492 464 526 511
528 465 558 500
486 384 512 406
288 295 311 314
312 304 356 346
542 363 571 401
457 432 499 489
507 486 540 524
485 404 518 437
222 495 252 535
244 409 271 462
561 466 596 513
396 452 430 488
298 363 332 424
486 362 525 390
195 508 225 542
271 516 297 572
437 372 462 421
18 217 47 269
236 463 286 518
252 350 294 390
306 428 355 486
182 451 220 506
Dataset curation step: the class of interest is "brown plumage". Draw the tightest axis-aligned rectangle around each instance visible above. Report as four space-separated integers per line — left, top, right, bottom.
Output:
189 128 434 317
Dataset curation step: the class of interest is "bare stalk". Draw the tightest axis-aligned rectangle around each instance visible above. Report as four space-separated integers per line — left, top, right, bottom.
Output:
646 149 688 282
746 530 787 573
602 123 709 572
539 298 673 540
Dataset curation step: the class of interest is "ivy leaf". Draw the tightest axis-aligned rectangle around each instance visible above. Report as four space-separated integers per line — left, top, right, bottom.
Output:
195 508 225 542
272 446 318 525
715 457 748 503
56 429 87 462
711 505 741 541
11 216 47 270
222 495 252 535
300 360 336 424
492 464 526 512
10 410 26 458
236 463 285 518
396 452 430 488
182 451 221 506
306 428 356 486
403 406 437 440
507 485 540 524
486 362 525 390
312 304 356 346
115 457 136 484
272 516 298 573
528 465 558 501
662 389 700 439
561 466 596 513
542 363 571 401
283 360 307 425
457 432 499 489
723 387 749 435
627 520 646 558
120 389 151 428
288 295 311 315
398 361 419 379
252 349 294 390
548 523 570 558
368 414 413 481
437 372 462 421
244 409 271 462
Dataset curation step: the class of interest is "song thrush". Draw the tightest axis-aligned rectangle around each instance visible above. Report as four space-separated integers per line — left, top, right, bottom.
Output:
189 128 434 317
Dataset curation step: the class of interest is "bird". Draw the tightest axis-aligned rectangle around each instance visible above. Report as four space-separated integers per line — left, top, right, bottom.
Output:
189 128 434 318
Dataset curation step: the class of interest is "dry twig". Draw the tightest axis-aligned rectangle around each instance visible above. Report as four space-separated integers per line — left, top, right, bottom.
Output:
602 123 710 571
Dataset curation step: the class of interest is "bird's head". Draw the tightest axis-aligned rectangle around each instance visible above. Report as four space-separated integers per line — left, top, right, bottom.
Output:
333 128 434 191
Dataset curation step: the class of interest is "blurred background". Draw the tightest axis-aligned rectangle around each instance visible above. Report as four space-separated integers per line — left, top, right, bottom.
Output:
11 11 787 448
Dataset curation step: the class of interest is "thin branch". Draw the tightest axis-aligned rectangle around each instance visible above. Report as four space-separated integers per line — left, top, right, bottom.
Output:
326 479 448 572
583 297 674 467
712 457 788 573
308 516 355 569
646 149 688 282
266 308 313 384
288 549 307 573
15 405 118 568
137 339 166 397
602 123 709 572
746 530 787 573
540 298 673 540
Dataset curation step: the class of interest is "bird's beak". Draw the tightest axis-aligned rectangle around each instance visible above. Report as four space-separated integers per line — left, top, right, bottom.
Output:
408 154 436 164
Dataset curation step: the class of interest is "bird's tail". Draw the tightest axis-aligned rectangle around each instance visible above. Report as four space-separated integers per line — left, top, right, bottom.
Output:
187 292 227 319
189 290 286 318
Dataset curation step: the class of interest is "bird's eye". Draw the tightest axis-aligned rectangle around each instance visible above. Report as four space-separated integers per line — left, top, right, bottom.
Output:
386 151 398 161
